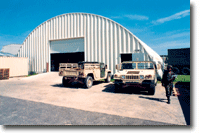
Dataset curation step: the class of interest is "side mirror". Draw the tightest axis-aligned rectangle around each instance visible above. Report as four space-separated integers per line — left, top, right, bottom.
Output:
105 65 107 69
116 64 120 70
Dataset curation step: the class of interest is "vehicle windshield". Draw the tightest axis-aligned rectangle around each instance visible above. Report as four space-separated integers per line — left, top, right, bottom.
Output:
138 63 154 69
122 63 136 69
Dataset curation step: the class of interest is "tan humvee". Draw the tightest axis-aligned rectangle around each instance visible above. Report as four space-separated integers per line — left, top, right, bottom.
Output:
59 62 111 88
114 61 157 95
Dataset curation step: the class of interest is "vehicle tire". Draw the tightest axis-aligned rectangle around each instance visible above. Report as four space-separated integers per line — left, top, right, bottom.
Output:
173 67 180 74
62 77 69 87
181 67 190 75
148 84 155 95
105 73 111 83
84 76 93 88
114 84 122 92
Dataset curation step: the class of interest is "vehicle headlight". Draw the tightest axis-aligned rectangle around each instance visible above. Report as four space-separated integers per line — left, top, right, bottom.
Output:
145 75 152 79
140 75 144 79
121 75 125 79
114 74 120 78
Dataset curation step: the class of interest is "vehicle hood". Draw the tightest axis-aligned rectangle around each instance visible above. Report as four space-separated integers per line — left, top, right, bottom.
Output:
115 69 155 75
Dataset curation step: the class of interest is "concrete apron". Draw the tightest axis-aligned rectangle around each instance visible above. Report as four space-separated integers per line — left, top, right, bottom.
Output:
0 72 186 125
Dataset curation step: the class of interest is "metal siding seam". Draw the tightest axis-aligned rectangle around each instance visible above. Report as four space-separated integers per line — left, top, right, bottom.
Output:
90 15 93 61
87 14 90 61
46 21 49 70
65 15 67 38
80 14 82 36
77 14 79 37
28 37 30 71
25 40 27 58
74 14 76 37
56 17 58 39
32 31 34 71
43 24 45 72
53 18 55 39
127 33 130 53
71 14 73 38
29 34 32 71
57 16 59 39
123 29 126 53
68 14 70 38
31 33 33 71
41 25 43 72
23 42 25 57
64 15 67 38
22 44 23 57
43 24 46 72
110 22 113 74
102 18 105 63
118 26 121 63
105 19 108 66
130 36 133 53
60 16 62 39
94 16 97 61
84 15 86 61
37 27 39 72
42 24 45 72
98 17 101 62
114 23 118 74
23 41 25 57
134 37 138 51
34 30 36 72
58 16 62 39
39 26 41 72
48 21 51 66
62 15 64 38
36 28 38 72
40 25 43 72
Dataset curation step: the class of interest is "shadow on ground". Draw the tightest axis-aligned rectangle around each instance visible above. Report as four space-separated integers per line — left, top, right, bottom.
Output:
51 81 105 89
138 96 167 103
102 84 150 95
175 82 190 125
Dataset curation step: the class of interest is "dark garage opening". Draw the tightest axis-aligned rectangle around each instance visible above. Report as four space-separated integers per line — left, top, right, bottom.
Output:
51 52 84 71
121 54 132 62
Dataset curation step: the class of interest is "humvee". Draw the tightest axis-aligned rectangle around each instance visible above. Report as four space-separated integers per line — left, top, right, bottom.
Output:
59 62 111 88
114 61 157 95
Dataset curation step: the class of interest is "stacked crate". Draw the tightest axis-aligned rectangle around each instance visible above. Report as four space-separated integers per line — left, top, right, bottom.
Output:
0 68 9 80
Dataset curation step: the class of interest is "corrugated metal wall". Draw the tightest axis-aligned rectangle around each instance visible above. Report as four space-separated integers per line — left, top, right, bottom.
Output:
18 13 153 74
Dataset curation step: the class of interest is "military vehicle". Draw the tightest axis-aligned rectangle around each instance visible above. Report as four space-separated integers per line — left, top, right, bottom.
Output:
114 61 157 95
59 62 111 88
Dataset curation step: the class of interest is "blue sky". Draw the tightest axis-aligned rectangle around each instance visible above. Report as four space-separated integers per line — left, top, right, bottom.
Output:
0 0 190 55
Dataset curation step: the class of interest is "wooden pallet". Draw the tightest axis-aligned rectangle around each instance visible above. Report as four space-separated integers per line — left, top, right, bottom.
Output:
0 68 9 80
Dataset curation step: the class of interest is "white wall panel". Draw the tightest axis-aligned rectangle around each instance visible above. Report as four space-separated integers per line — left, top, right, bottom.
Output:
0 57 28 77
18 13 163 77
50 38 84 53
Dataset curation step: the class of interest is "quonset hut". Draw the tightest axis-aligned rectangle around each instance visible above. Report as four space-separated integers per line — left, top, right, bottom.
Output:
17 13 164 79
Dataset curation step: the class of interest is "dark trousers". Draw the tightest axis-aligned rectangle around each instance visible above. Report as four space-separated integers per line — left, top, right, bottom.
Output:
165 84 173 97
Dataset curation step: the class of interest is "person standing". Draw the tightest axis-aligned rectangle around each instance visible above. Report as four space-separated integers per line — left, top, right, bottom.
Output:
162 65 175 104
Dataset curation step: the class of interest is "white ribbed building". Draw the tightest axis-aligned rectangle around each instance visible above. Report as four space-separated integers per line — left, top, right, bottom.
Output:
17 13 164 78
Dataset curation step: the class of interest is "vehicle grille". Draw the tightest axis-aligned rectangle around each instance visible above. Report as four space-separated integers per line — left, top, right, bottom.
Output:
125 75 139 79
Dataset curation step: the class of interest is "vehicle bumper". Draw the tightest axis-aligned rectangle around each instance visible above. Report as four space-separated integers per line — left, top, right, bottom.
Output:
114 79 154 88
63 76 85 84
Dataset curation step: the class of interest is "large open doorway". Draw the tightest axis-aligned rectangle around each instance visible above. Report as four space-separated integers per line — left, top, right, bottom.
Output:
121 53 145 62
121 54 132 62
51 52 84 71
50 38 84 71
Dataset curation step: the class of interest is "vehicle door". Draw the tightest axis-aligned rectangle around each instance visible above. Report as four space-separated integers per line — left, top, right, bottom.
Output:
100 63 105 78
